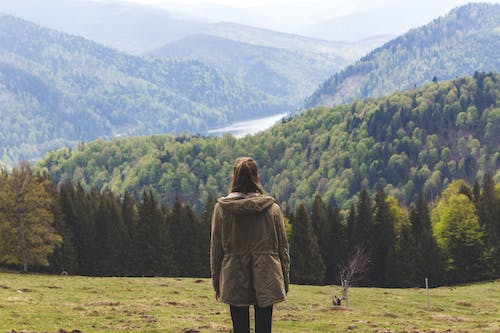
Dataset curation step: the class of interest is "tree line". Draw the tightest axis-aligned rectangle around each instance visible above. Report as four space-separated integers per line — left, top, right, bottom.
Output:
1 162 498 287
39 72 500 212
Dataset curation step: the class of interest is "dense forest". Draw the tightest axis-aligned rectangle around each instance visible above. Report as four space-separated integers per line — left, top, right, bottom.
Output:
40 72 500 210
0 14 290 166
305 3 500 108
1 163 499 287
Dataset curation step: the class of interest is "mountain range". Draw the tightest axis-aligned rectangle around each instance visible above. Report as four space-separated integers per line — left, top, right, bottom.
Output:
1 2 499 168
0 14 292 166
38 72 500 210
305 3 500 107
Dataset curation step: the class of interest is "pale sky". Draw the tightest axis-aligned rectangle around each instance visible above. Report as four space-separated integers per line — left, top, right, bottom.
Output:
127 0 325 8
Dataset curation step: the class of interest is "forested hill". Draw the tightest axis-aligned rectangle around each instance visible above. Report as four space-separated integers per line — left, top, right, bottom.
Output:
305 3 500 108
0 14 289 166
39 72 500 210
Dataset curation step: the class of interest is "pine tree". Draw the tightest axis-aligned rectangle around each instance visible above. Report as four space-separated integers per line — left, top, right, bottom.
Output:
135 189 177 276
370 190 396 286
290 203 325 285
311 194 330 282
410 191 442 285
324 204 346 284
47 179 78 274
477 173 498 276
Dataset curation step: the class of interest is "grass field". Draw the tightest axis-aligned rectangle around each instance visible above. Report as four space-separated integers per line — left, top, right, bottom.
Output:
0 272 499 332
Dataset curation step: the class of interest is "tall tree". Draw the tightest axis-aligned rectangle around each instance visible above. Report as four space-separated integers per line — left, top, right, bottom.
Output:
410 191 442 285
290 203 325 284
432 183 492 283
324 204 346 284
477 173 499 276
311 194 330 278
0 163 62 272
370 190 396 286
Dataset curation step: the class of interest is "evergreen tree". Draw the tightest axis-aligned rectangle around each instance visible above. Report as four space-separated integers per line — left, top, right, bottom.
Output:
311 194 330 281
410 191 442 285
324 204 346 284
290 203 325 284
47 179 78 274
477 173 499 276
390 222 418 287
135 189 177 276
169 196 198 276
370 190 396 286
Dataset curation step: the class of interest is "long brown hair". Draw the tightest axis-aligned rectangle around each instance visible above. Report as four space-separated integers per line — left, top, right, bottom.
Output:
230 157 264 194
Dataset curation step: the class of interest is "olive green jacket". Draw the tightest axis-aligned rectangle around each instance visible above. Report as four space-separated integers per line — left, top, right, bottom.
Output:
210 194 290 307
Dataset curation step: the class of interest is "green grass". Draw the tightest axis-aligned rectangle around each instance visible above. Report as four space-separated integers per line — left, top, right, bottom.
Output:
0 272 498 332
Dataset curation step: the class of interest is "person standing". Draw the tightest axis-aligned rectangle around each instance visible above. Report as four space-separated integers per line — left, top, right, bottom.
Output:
210 157 290 333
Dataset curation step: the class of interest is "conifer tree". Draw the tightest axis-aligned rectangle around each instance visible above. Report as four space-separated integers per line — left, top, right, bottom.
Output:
136 189 177 276
290 203 325 284
47 179 78 274
410 191 442 285
324 204 346 284
311 194 330 278
477 173 499 276
390 222 417 287
370 190 396 286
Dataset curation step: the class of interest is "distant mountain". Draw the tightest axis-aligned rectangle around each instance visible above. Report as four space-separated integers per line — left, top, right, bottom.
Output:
0 14 289 166
39 72 500 209
149 23 388 106
305 3 500 108
0 0 206 55
298 0 472 41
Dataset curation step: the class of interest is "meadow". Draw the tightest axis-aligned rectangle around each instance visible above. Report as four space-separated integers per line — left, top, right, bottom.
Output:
0 272 498 332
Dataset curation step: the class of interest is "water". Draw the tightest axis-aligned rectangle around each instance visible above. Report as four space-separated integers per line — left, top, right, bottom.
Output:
207 112 289 138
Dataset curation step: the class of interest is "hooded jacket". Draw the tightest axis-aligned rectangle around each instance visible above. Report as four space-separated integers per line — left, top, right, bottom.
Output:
210 194 290 307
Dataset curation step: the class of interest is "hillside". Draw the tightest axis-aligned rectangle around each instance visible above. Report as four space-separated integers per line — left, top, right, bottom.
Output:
305 3 500 108
0 14 290 166
1 272 499 332
38 72 500 209
149 33 348 105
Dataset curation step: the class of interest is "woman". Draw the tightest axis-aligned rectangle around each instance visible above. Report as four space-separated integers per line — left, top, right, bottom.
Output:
210 157 290 333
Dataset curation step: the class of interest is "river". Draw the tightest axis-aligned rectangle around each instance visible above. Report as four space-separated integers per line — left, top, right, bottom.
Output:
207 112 289 138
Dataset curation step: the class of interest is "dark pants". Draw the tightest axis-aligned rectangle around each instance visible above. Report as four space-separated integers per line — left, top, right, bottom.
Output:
230 304 273 333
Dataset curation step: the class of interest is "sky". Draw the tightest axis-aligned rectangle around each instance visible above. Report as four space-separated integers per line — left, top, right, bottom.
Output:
125 0 337 8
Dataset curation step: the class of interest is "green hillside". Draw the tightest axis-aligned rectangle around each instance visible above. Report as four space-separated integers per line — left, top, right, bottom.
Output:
0 272 499 332
305 3 500 108
39 72 500 209
0 14 289 166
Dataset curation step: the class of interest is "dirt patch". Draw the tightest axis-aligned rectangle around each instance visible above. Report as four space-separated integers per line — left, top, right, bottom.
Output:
325 306 351 312
456 301 472 307
194 279 205 283
17 288 32 293
85 301 120 306
43 285 62 289
431 313 472 322
0 284 10 289
183 329 200 333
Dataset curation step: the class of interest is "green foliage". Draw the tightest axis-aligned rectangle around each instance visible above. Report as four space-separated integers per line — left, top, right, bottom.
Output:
305 3 500 107
38 73 500 214
431 181 493 283
290 203 325 284
0 163 62 271
0 14 289 166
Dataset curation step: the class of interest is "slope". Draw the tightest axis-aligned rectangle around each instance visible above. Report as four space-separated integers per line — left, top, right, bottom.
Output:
38 72 500 209
0 14 289 166
305 3 500 108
